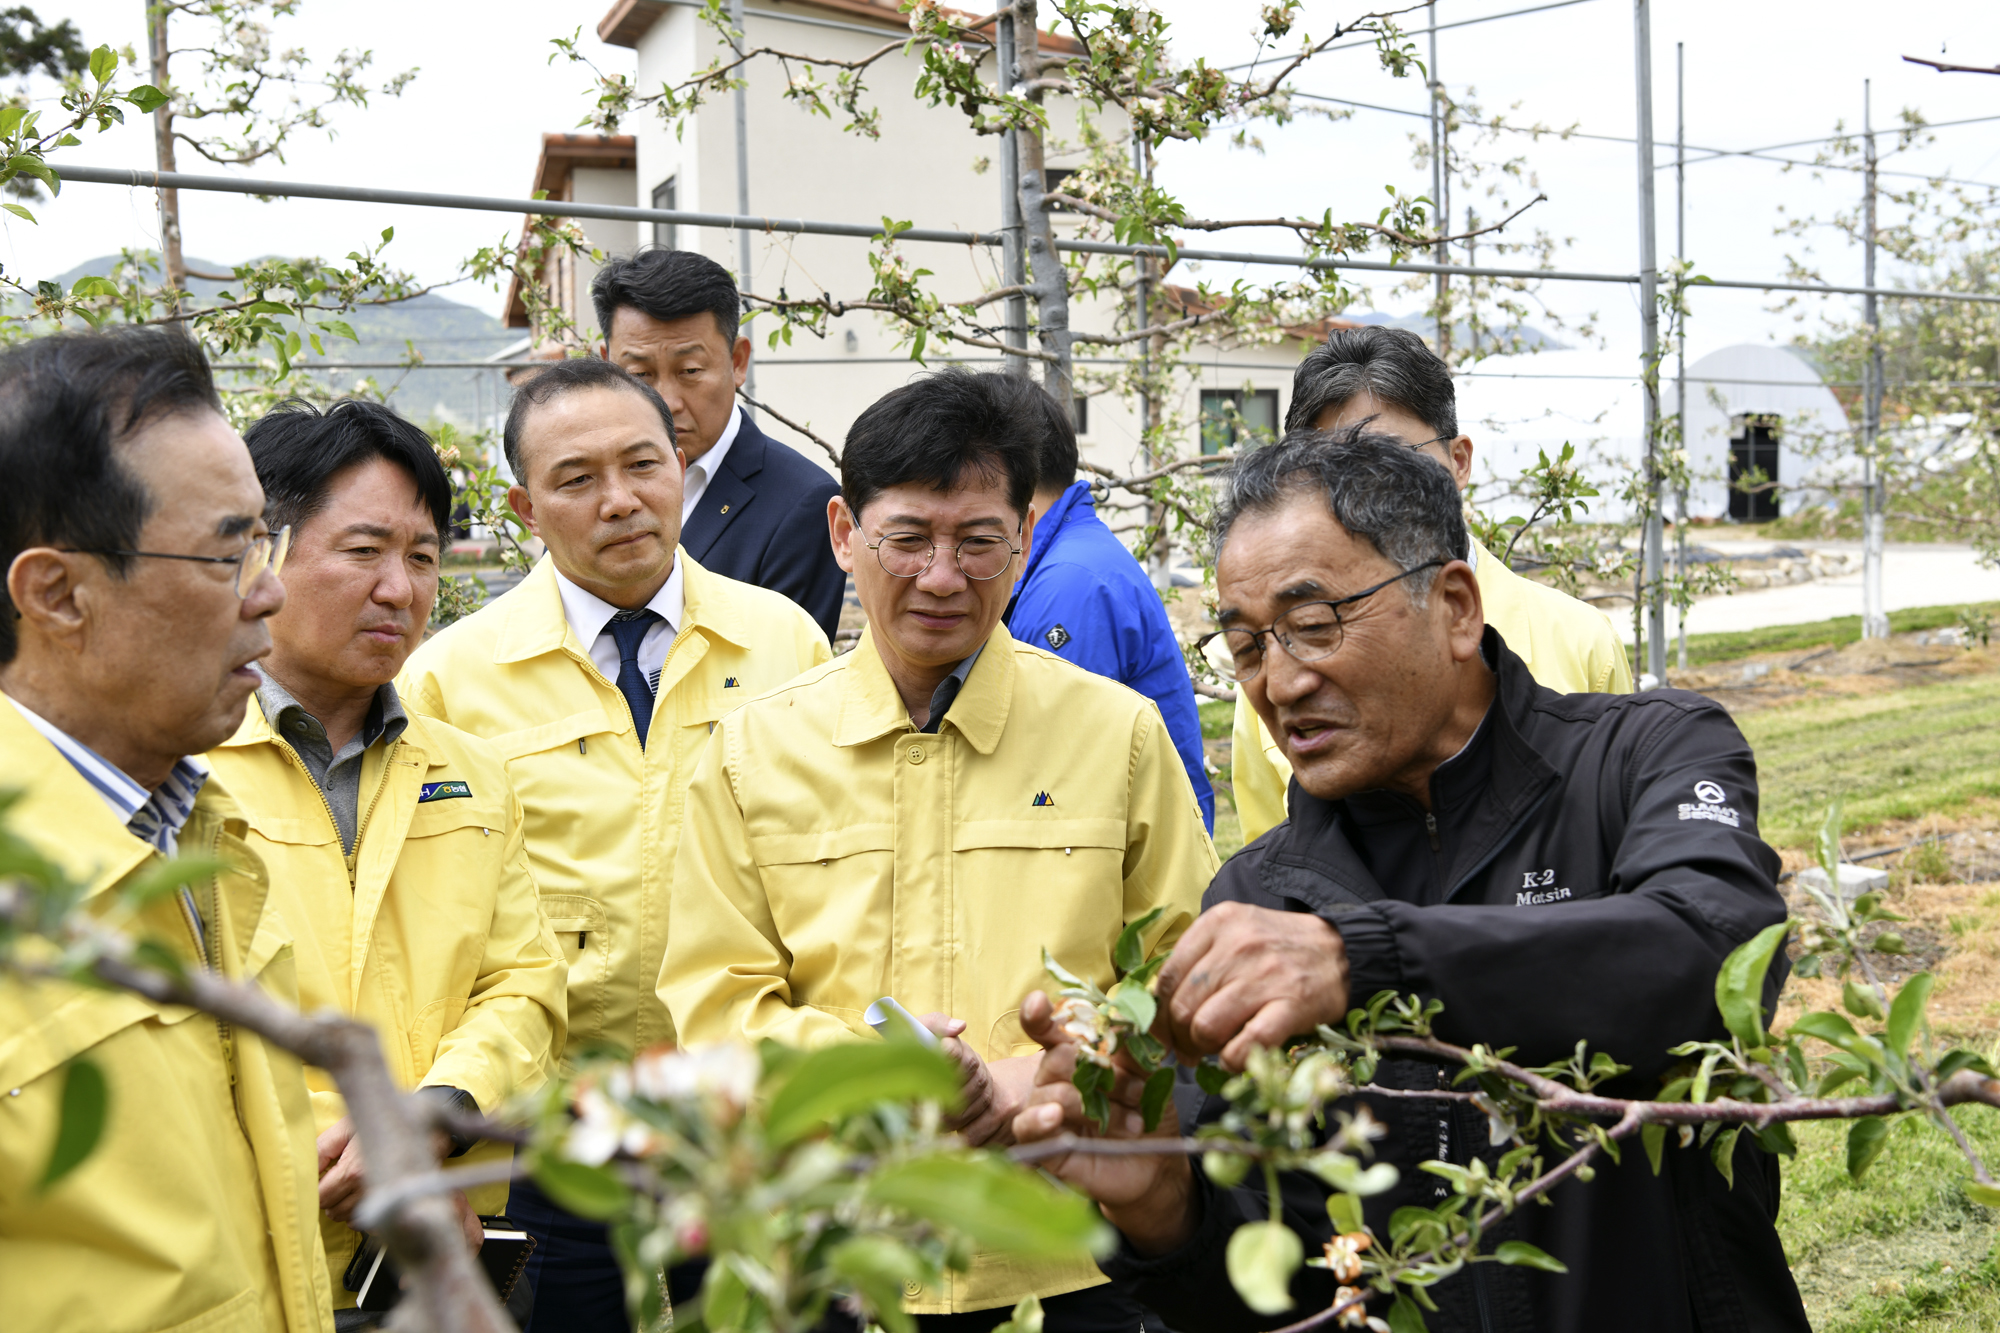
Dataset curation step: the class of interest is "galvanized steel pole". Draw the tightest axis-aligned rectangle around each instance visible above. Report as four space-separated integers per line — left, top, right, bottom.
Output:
996 6 1029 373
1675 41 1689 672
1635 0 1665 685
1427 3 1448 353
1862 80 1889 640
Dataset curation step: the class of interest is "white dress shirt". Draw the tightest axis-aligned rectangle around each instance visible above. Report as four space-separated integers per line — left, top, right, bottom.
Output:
681 404 744 523
554 558 686 694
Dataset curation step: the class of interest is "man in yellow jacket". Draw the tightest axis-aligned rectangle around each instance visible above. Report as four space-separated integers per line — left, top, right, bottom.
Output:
1230 326 1632 841
661 369 1216 1330
206 399 567 1315
0 328 332 1333
401 358 829 1332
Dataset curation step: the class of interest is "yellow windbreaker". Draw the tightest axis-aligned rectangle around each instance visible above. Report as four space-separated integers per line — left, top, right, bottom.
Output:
0 701 334 1333
400 552 830 1058
208 699 567 1297
661 623 1217 1314
1230 537 1634 841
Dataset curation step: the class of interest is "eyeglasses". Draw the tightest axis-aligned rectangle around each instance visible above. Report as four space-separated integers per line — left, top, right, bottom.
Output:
865 529 1022 581
1196 561 1446 683
64 524 292 598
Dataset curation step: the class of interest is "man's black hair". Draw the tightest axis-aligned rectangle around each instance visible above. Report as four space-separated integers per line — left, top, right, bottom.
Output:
1213 423 1468 607
591 248 742 347
989 373 1078 493
243 398 454 540
1286 324 1458 441
0 326 222 663
503 358 678 483
841 368 1037 521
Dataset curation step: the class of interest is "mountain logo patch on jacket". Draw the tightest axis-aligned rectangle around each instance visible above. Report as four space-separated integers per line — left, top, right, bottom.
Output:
419 781 473 803
1032 791 1055 807
1044 624 1071 650
1680 778 1740 828
724 677 740 688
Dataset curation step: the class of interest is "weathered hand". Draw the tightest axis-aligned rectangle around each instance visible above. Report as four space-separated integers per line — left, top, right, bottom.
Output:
315 1117 367 1223
1009 990 1197 1256
452 1190 484 1253
1154 901 1349 1071
919 1012 1014 1146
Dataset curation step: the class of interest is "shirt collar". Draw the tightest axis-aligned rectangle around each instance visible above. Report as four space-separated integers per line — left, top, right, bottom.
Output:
918 645 985 733
5 694 209 856
252 666 409 755
834 622 1015 753
552 555 685 648
689 405 743 485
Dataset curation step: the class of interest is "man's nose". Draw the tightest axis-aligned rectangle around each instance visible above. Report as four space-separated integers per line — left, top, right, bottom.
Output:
372 559 415 609
242 565 286 621
915 545 969 597
1259 636 1322 707
599 474 644 519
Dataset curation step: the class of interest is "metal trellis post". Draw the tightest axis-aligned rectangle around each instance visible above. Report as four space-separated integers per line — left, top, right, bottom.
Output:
1862 79 1889 640
997 5 1028 373
1675 40 1689 672
731 0 757 414
1634 0 1665 685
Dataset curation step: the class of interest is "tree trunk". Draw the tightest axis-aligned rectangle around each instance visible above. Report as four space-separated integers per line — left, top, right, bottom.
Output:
1011 0 1073 421
148 4 186 299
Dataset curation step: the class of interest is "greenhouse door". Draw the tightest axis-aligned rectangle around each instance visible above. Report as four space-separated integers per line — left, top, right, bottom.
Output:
1728 415 1781 522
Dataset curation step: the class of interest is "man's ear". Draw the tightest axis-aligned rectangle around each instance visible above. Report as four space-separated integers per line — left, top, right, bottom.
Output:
1436 559 1486 662
7 548 90 646
1447 436 1475 489
827 495 857 574
731 335 752 390
507 484 541 542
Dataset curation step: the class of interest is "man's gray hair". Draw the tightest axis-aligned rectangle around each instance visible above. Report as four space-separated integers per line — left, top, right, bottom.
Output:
1212 425 1469 605
1285 324 1457 440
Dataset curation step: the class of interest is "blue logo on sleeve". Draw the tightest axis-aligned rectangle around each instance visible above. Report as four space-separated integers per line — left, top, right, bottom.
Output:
419 781 473 803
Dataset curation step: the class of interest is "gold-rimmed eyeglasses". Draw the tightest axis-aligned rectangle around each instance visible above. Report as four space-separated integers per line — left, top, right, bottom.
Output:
865 529 1022 581
1196 561 1445 683
64 524 292 598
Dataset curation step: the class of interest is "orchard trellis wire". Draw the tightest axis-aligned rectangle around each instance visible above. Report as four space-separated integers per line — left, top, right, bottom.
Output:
45 0 2000 683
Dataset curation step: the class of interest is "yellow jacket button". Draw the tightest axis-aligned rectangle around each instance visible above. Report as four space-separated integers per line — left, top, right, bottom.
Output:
903 1280 923 1297
907 744 925 764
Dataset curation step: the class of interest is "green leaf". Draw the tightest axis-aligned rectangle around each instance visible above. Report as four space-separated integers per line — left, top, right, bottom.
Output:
122 85 168 114
828 1235 926 1333
1112 906 1166 976
1224 1220 1301 1315
1386 1294 1430 1333
1789 1011 1876 1063
1966 1180 2000 1210
1842 980 1886 1021
70 275 124 300
1042 947 1087 991
1710 1125 1741 1189
1755 1122 1798 1158
1846 1116 1891 1180
532 1157 631 1220
1937 1049 1996 1082
120 856 226 908
1 201 33 223
1641 1123 1666 1175
1873 933 1907 955
701 1260 752 1333
1140 1066 1175 1132
1204 1149 1252 1188
1715 920 1791 1048
865 1153 1107 1259
88 45 117 85
317 318 358 343
1326 1191 1364 1235
1817 799 1844 886
1108 981 1157 1035
1494 1240 1568 1273
763 1040 962 1145
1886 973 1933 1055
990 1294 1044 1333
37 1058 107 1191
1195 1062 1232 1097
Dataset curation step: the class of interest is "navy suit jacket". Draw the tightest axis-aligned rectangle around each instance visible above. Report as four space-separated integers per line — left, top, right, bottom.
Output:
680 410 846 641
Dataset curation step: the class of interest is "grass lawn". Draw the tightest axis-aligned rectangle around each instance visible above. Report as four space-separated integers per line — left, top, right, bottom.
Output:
1740 672 2000 848
1679 603 1999 670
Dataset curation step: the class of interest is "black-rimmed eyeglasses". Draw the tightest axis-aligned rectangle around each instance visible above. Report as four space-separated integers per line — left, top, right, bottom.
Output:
1196 561 1446 683
62 524 292 599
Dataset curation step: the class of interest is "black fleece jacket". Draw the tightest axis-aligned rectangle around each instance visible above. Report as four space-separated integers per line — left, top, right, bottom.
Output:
1104 628 1809 1333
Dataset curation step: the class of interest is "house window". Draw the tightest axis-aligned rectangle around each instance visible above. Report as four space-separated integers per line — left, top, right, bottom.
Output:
1044 167 1075 210
652 177 677 250
1200 388 1279 455
1073 395 1089 436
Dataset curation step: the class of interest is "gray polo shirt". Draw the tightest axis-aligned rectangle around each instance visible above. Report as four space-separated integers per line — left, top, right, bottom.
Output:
254 667 409 856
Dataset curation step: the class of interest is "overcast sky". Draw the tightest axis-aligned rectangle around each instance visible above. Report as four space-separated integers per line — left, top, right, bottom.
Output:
11 0 2000 363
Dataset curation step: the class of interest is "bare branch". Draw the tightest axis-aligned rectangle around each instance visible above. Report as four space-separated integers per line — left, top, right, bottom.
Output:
738 389 840 465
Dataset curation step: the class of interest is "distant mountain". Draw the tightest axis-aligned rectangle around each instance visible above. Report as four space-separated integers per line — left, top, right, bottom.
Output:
1344 309 1568 353
47 256 523 429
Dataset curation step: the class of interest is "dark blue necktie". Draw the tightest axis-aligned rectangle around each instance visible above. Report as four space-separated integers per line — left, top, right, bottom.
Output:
607 609 662 748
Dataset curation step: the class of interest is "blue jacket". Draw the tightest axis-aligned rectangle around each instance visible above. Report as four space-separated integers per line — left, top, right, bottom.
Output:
1005 481 1215 831
680 410 847 641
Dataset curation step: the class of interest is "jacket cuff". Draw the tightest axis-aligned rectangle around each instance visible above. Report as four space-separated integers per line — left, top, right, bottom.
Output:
1098 1158 1223 1281
416 1085 482 1159
1330 905 1404 1005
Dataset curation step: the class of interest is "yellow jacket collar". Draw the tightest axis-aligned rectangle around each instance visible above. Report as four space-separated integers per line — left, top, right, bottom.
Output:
218 685 444 769
833 622 1015 754
494 551 750 664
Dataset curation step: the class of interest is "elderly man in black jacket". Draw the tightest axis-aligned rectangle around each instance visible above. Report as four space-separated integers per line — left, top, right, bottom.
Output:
1011 427 1808 1333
